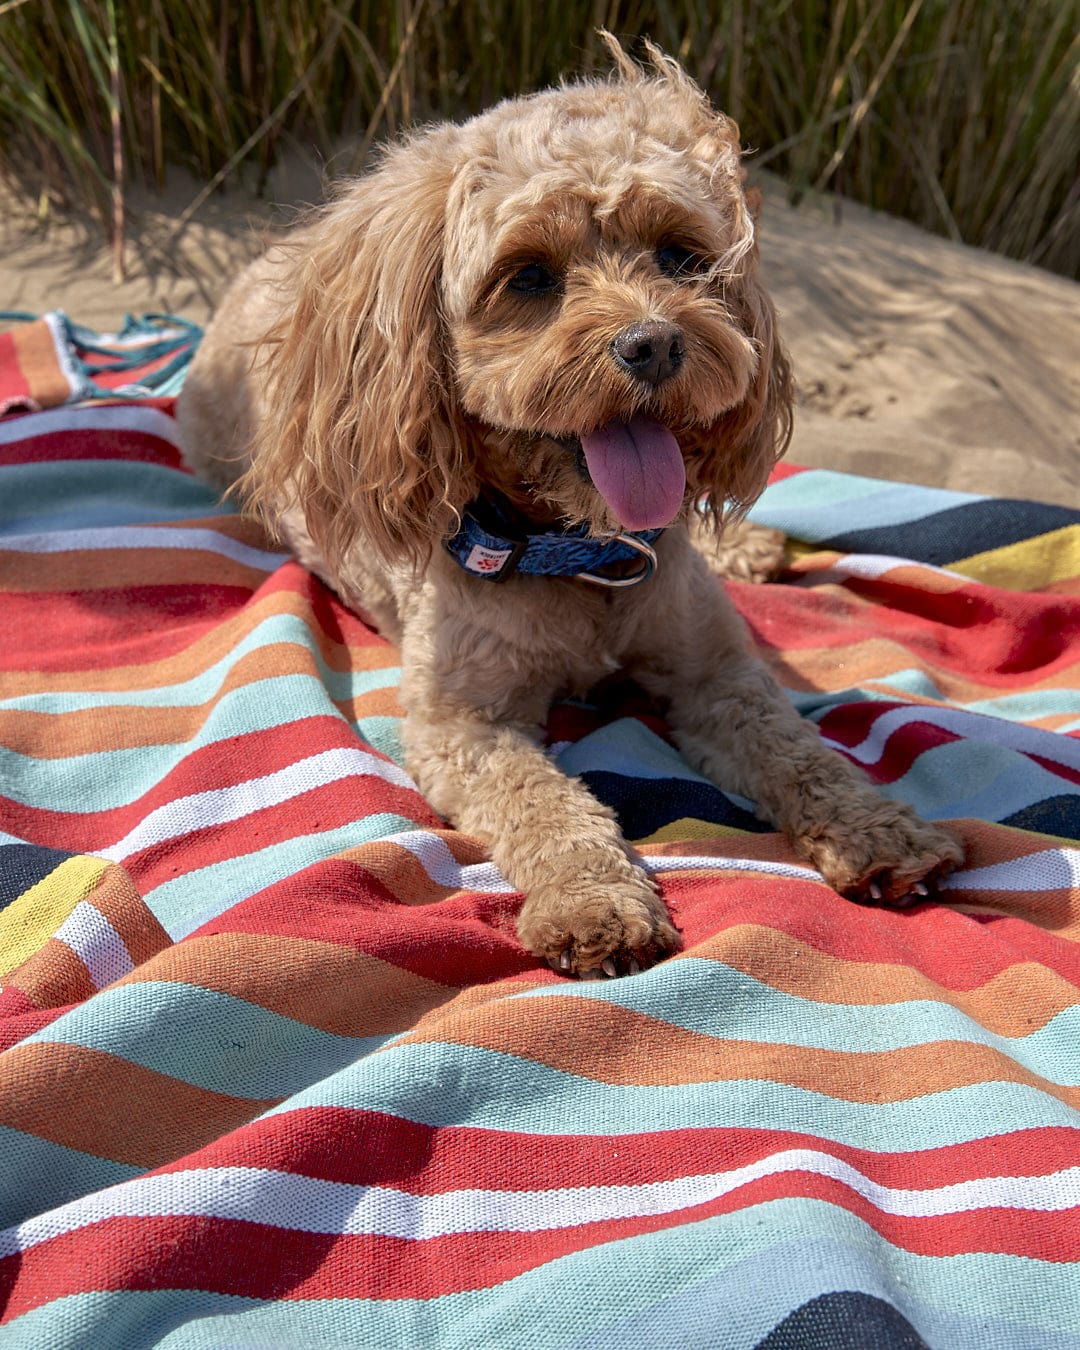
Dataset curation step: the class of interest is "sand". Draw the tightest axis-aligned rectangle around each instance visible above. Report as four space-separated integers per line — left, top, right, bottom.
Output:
2 167 1077 507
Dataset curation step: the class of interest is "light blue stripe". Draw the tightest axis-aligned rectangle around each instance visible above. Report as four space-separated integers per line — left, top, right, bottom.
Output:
881 737 1080 822
555 718 713 784
0 1290 265 1350
264 1040 1080 1148
0 461 229 534
3 524 279 566
565 1226 1080 1350
22 982 389 1099
0 612 401 713
147 813 425 938
792 674 1080 726
0 1125 141 1230
748 470 984 539
502 956 1080 1084
6 1198 1077 1349
0 675 401 813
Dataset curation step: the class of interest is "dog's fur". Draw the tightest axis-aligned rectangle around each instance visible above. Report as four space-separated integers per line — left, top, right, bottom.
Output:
178 36 963 977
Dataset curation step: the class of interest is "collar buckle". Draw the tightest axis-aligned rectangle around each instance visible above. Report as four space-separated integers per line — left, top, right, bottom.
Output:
574 532 658 588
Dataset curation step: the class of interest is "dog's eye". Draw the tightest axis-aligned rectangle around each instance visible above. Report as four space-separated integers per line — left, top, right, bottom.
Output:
507 263 561 296
656 243 703 278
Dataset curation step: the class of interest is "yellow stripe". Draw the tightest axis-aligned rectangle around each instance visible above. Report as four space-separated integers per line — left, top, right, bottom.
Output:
633 818 751 845
950 525 1080 591
0 854 109 977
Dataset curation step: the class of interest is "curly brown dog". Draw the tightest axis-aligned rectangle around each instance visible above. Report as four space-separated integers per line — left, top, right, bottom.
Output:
177 35 963 978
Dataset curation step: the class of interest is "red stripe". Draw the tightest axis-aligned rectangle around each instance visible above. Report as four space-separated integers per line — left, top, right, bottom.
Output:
0 586 253 672
0 331 32 407
85 350 196 392
3 1180 1074 1319
159 1107 1080 1196
0 1003 71 1052
817 702 1080 787
766 463 806 484
197 857 532 985
122 774 437 892
663 872 1080 988
731 579 1080 688
2 716 418 855
0 426 183 468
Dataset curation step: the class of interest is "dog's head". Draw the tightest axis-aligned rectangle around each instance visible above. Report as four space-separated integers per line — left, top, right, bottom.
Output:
251 34 793 567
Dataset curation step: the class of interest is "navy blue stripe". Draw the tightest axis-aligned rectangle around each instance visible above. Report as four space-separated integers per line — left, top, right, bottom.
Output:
0 843 75 911
1002 795 1080 841
821 498 1080 567
753 1291 930 1349
581 770 768 838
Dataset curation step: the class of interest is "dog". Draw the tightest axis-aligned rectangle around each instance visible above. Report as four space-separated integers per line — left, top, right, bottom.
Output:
177 35 963 978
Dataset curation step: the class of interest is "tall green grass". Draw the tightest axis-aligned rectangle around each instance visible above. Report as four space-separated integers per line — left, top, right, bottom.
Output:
1 1 1077 278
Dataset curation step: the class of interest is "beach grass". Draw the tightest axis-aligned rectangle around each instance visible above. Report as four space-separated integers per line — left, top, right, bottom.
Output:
1 0 1077 278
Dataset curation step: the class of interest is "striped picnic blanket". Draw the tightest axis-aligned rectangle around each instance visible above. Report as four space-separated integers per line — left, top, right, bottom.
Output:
1 316 1079 1348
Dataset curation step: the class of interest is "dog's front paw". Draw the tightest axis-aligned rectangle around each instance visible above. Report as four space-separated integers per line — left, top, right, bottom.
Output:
798 804 964 908
516 862 680 979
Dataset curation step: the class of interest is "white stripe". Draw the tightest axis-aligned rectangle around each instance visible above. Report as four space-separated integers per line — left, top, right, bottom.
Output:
42 312 81 401
823 703 1080 772
389 830 516 894
942 848 1080 894
0 401 182 448
378 834 822 896
0 524 289 570
98 748 420 862
6 1150 1079 1258
644 854 821 882
54 901 134 987
832 553 969 582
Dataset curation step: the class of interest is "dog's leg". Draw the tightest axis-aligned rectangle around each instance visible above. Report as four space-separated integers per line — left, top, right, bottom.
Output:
632 552 963 904
399 655 679 977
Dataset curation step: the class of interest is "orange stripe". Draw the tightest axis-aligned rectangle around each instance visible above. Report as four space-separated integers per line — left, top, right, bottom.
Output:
786 555 971 594
11 319 70 409
5 937 95 1008
694 922 1078 1036
767 639 1080 700
78 862 172 968
401 988 1079 1106
0 643 403 756
0 587 398 697
115 932 455 1038
0 1042 278 1167
0 547 273 593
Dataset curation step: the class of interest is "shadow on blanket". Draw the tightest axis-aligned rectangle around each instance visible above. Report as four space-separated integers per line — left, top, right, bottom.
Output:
1 313 1079 1348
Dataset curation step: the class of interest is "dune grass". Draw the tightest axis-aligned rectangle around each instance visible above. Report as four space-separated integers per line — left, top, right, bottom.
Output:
1 0 1077 278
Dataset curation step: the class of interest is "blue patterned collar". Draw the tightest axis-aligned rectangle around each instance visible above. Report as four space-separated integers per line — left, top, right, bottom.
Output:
445 497 662 588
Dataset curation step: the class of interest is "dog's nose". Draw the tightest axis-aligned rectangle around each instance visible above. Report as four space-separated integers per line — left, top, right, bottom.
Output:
611 320 685 387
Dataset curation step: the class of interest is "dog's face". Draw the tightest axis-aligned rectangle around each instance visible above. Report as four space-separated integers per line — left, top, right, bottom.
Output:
254 37 792 566
442 79 771 535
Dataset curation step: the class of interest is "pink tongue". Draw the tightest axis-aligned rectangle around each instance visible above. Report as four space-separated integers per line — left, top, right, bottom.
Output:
579 415 686 531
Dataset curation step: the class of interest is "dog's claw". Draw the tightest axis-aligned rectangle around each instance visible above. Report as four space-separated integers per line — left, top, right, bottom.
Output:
868 880 883 902
628 958 641 976
601 957 618 979
912 881 930 897
559 948 572 971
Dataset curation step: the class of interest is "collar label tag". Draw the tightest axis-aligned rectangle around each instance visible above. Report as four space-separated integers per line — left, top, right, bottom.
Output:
464 542 514 576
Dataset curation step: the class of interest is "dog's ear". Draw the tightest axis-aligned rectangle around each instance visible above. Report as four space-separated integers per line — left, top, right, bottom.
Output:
698 262 795 521
244 128 473 569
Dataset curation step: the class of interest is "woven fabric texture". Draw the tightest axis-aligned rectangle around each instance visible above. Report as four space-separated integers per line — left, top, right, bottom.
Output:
0 321 1079 1348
